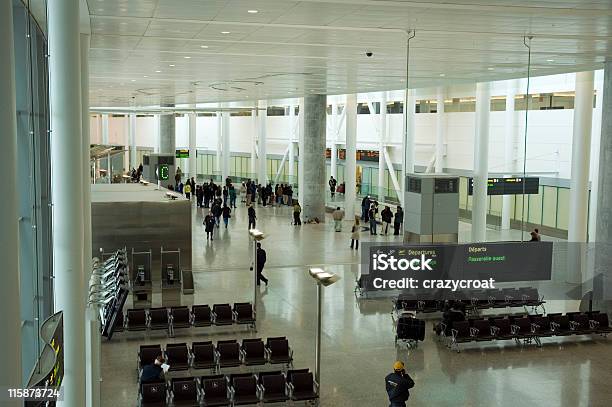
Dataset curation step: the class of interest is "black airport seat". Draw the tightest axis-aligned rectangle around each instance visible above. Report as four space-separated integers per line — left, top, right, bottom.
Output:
591 313 612 333
265 337 293 366
127 309 148 331
201 375 230 406
258 371 283 384
216 340 241 368
212 304 233 326
139 344 162 371
260 373 289 404
191 305 212 327
170 377 199 406
149 308 169 331
550 314 573 336
490 318 513 340
450 321 471 343
286 369 310 385
165 343 190 371
241 338 267 366
570 313 594 333
470 319 494 341
231 375 259 405
531 316 554 337
170 307 191 329
140 382 167 407
395 298 419 312
233 302 256 326
289 372 318 403
510 316 534 339
115 311 125 332
191 341 217 370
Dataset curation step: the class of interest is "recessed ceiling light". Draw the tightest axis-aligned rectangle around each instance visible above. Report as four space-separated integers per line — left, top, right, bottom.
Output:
546 59 555 62
487 67 495 70
200 45 209 48
247 10 259 14
169 64 175 67
439 73 445 77
155 70 162 73
143 75 148 78
131 79 136 82
120 8 127 12
97 8 104 12
184 56 191 59
221 31 231 34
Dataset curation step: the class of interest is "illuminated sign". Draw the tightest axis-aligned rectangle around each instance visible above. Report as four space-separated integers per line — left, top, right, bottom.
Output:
468 177 539 195
158 164 169 181
176 149 189 158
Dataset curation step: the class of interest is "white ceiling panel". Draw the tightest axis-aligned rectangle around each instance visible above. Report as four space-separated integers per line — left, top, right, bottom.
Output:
86 0 612 107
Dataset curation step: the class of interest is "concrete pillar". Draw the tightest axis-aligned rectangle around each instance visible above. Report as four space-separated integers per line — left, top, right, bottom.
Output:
594 61 612 315
378 93 387 201
0 0 22 400
222 111 230 182
569 71 595 243
471 82 491 242
299 95 327 221
588 71 605 242
330 102 338 180
188 112 197 179
215 112 221 175
159 109 175 155
502 81 518 230
49 0 86 404
251 106 257 179
435 87 445 173
101 113 109 144
345 94 357 218
288 105 296 185
128 113 137 170
258 102 268 184
153 114 160 153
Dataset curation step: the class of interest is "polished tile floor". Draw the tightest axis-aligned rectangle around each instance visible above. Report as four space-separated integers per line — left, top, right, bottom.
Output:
101 199 612 406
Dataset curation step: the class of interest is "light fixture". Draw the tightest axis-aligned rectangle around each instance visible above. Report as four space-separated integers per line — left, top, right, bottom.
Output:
169 64 175 67
546 59 555 62
130 79 136 82
308 268 341 287
143 75 148 78
200 45 209 48
439 73 445 77
487 67 495 70
184 56 191 59
221 31 231 34
155 70 162 73
247 10 259 14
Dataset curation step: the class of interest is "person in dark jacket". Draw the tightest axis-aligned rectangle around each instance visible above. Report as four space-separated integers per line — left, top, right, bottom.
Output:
255 242 268 286
222 205 231 228
204 212 215 240
222 186 229 207
140 355 165 383
394 206 404 236
362 196 370 221
385 361 414 407
196 185 203 208
229 184 237 208
211 201 222 228
248 204 257 230
381 206 393 235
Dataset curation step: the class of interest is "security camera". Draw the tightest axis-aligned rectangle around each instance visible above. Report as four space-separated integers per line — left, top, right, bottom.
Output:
365 51 373 57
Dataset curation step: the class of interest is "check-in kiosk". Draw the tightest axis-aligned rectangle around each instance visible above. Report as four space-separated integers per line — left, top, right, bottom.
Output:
403 174 460 243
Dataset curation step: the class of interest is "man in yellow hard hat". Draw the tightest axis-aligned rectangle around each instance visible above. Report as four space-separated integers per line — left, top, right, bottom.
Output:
385 360 414 406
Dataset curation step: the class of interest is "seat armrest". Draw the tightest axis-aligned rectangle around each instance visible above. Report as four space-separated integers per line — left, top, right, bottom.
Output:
451 328 458 339
469 327 479 337
439 322 447 334
239 349 246 362
505 295 513 302
510 324 519 335
232 310 238 320
530 323 539 333
416 300 425 310
589 319 599 329
569 321 580 330
491 326 500 336
256 384 264 398
211 311 217 323
550 321 560 330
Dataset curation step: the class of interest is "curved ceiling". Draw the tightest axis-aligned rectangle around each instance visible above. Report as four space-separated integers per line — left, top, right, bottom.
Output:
86 0 612 107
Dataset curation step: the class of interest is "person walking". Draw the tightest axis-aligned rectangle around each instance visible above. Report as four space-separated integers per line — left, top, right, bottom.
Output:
329 176 337 199
293 201 302 226
369 204 377 235
394 206 404 236
204 211 215 241
241 182 247 204
248 204 257 230
350 219 360 250
362 196 370 221
222 205 231 228
196 185 203 207
381 206 393 235
212 201 222 228
255 242 268 286
229 184 237 208
184 181 192 200
332 206 345 232
385 361 414 407
222 186 229 207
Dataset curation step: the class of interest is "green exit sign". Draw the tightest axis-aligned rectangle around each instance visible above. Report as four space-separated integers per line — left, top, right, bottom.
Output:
158 164 169 180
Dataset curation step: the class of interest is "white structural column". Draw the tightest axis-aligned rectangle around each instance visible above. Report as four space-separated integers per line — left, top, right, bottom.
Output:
568 71 595 243
128 113 137 170
258 102 268 184
49 0 86 405
299 95 327 221
216 112 222 174
251 106 257 178
81 33 100 407
588 71 605 242
401 89 417 205
345 94 357 218
378 93 387 201
0 0 22 402
471 82 491 242
435 87 445 172
330 102 338 180
222 111 230 181
594 61 612 314
502 81 518 229
188 112 197 179
153 114 160 153
288 105 296 184
101 113 109 144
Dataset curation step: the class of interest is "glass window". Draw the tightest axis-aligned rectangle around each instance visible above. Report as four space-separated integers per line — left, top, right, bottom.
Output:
527 187 544 225
556 188 570 230
542 186 558 227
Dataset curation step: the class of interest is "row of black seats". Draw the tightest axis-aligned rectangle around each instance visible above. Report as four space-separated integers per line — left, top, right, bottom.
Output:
117 303 256 337
394 287 545 315
138 337 294 376
442 311 611 352
139 369 319 406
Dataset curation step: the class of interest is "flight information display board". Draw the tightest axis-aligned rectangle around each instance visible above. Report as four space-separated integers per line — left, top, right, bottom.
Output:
356 150 380 162
176 149 189 158
468 177 539 195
